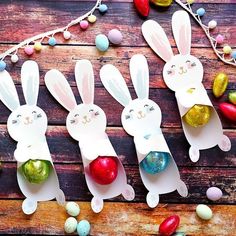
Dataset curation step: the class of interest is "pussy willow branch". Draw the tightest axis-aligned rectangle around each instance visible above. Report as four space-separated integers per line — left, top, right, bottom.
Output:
175 0 236 67
0 0 102 60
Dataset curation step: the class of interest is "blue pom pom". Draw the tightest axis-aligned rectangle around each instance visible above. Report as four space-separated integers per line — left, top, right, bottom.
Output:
98 4 108 13
48 37 57 46
196 8 206 17
231 50 236 59
0 60 6 72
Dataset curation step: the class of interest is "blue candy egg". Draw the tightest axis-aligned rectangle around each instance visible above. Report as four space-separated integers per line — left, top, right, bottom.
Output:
99 4 108 13
196 8 206 17
140 151 170 175
231 50 236 59
0 60 6 72
95 34 109 52
48 37 57 46
77 220 90 236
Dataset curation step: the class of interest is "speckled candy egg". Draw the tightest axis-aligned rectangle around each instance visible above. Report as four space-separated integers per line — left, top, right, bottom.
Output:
0 60 6 71
66 202 80 217
77 220 91 236
95 34 109 52
108 29 123 45
196 204 213 220
206 187 223 201
140 151 170 175
64 217 77 234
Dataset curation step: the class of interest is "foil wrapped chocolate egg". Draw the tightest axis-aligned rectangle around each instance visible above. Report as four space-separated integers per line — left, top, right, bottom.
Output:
21 159 51 184
140 151 170 175
150 0 173 7
183 105 211 128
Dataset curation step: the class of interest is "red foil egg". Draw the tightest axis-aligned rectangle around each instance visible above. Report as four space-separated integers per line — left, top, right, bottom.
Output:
133 0 150 17
159 215 180 236
89 156 118 185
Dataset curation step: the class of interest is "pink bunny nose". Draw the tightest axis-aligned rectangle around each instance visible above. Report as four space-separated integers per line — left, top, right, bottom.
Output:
25 116 30 121
83 115 87 119
180 66 184 70
138 111 143 115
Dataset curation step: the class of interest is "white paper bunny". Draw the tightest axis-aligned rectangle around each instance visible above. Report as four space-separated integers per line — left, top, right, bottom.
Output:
100 54 188 208
142 10 231 162
45 59 135 213
0 61 65 215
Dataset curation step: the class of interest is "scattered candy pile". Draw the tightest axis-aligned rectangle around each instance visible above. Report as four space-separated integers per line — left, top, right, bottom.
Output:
212 73 236 122
64 202 91 236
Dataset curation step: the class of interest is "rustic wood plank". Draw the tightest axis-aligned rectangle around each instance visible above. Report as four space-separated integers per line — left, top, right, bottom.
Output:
0 201 235 235
0 163 235 204
1 45 236 91
0 1 235 48
0 125 235 167
0 86 235 129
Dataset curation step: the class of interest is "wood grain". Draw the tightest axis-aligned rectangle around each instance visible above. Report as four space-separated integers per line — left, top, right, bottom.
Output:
0 201 235 235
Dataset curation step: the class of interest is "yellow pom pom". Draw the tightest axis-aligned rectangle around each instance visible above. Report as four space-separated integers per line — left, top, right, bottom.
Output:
223 45 232 54
187 0 194 4
34 42 42 51
88 15 97 23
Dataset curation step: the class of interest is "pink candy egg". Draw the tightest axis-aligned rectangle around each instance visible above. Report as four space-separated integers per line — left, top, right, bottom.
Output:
80 20 89 30
24 46 34 56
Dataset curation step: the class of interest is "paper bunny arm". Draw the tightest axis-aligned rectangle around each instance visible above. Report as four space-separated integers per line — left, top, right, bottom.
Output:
45 69 77 111
130 54 149 99
0 70 20 111
75 60 94 105
21 60 40 106
134 136 152 155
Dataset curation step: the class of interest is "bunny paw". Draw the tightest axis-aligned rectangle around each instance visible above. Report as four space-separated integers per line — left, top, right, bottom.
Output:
91 197 104 213
22 198 37 215
146 192 159 208
56 189 66 206
177 180 188 197
122 184 135 201
189 146 200 163
218 135 231 152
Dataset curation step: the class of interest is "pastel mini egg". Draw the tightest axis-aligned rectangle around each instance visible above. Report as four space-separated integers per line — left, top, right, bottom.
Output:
196 204 213 220
208 20 217 29
66 202 80 217
196 8 205 17
108 29 123 45
95 34 109 52
216 34 224 44
11 54 19 63
34 42 42 51
48 37 57 46
24 46 34 56
0 60 6 71
64 217 77 234
223 45 232 54
99 4 108 14
206 187 223 201
80 20 89 30
77 220 91 236
63 31 71 40
88 15 97 23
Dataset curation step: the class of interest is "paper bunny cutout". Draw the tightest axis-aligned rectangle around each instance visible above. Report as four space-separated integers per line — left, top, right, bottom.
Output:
0 61 65 215
142 10 231 162
45 60 135 213
100 54 188 208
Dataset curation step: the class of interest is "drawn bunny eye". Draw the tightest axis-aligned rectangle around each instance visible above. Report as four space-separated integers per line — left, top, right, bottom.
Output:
12 119 19 125
186 60 196 69
129 109 134 113
17 114 21 118
74 114 79 117
95 111 99 116
37 113 42 118
145 104 154 113
167 65 176 76
89 109 94 112
125 114 132 120
32 111 37 114
70 119 76 124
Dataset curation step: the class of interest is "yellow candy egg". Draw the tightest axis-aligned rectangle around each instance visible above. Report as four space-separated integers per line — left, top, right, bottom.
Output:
183 105 211 127
34 42 42 51
88 15 97 23
150 0 173 7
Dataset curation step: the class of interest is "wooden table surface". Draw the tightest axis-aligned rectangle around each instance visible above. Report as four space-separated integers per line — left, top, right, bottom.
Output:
0 0 235 235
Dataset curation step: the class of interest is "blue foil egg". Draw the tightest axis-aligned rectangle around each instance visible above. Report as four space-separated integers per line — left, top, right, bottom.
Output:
140 151 170 174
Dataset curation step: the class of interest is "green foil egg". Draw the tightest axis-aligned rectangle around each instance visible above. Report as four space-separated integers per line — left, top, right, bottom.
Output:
21 159 51 184
140 151 170 175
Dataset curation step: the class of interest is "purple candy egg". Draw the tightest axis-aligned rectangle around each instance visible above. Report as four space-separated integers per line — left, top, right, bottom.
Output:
108 29 123 45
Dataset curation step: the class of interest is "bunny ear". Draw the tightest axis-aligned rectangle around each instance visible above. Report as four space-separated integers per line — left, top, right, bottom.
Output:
0 70 20 111
21 60 39 106
75 60 94 104
45 69 77 111
142 20 173 62
100 64 131 107
130 54 149 99
172 10 191 55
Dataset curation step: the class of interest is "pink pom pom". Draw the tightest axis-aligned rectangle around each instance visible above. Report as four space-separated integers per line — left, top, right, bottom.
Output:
24 46 34 56
216 34 224 44
80 20 89 30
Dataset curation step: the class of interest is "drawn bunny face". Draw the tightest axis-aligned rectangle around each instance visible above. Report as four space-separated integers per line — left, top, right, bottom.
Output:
101 54 162 137
142 10 204 91
45 60 106 141
0 61 47 142
66 104 106 141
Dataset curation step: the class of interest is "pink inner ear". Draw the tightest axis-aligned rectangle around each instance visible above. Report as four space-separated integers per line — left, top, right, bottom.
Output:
178 25 190 55
151 34 172 62
81 72 93 104
54 83 76 111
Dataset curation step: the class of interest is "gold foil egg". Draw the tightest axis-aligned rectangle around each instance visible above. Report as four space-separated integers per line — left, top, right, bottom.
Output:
150 0 173 7
183 105 211 127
